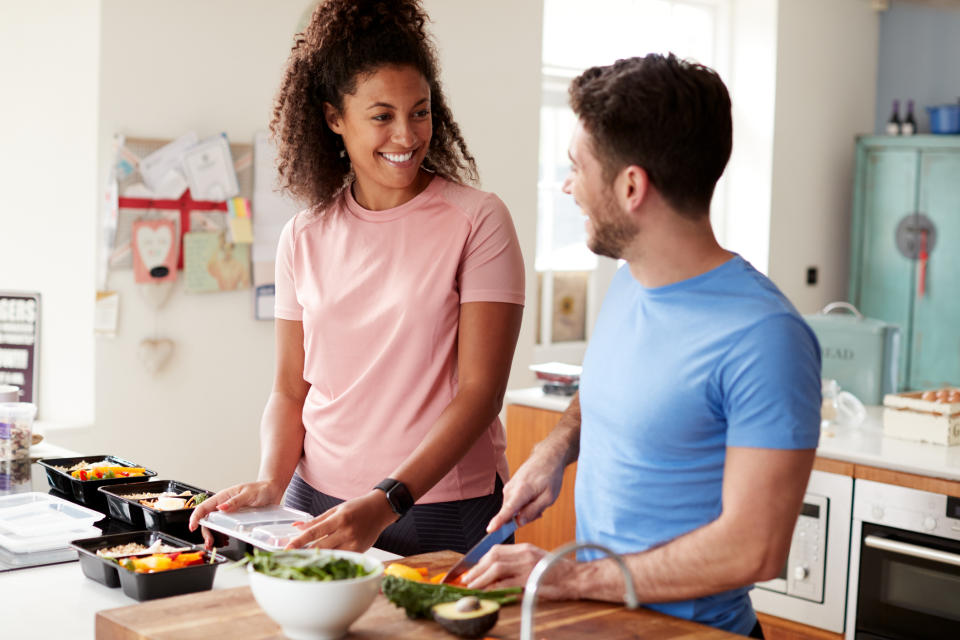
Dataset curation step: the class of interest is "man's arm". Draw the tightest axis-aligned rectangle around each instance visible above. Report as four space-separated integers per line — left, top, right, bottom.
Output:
466 446 815 600
485 393 582 532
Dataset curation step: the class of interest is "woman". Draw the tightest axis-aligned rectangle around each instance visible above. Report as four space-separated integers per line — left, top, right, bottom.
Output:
189 0 524 556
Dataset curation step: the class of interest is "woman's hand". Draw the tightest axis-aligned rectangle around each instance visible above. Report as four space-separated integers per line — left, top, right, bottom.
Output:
285 490 398 551
188 480 284 548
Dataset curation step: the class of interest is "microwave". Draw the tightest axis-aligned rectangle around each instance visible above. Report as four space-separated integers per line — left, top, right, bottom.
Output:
751 470 854 633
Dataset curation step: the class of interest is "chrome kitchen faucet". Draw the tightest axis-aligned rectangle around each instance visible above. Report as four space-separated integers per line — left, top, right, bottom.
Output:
520 541 639 640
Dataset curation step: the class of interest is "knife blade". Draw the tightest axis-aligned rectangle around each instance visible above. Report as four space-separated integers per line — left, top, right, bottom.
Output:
441 518 518 584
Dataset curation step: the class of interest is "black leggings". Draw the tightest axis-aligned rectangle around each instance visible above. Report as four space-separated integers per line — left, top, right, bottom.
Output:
748 620 765 638
283 474 510 557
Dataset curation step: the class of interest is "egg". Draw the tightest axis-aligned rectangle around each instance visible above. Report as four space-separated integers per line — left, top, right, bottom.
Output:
154 497 187 511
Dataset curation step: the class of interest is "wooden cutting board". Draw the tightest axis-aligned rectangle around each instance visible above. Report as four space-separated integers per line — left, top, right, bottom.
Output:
95 550 741 639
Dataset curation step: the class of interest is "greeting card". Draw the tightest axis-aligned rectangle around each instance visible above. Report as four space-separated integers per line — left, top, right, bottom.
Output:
132 219 178 283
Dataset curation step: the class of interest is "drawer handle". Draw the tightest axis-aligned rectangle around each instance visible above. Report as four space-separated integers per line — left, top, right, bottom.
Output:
864 535 960 568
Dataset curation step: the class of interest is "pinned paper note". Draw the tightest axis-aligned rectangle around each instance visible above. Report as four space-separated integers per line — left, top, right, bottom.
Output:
227 197 254 244
94 291 120 337
183 232 251 293
182 134 240 202
132 219 178 283
139 132 198 197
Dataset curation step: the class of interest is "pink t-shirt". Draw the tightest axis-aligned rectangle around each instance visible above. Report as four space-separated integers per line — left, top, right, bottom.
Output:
274 176 525 503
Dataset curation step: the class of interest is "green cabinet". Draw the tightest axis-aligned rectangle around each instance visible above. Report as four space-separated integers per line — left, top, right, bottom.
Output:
849 136 960 391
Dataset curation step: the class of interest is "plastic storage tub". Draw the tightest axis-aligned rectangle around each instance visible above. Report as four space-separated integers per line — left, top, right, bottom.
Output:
71 530 197 588
99 479 211 542
927 104 960 134
71 530 226 600
37 455 157 511
199 505 313 550
0 402 36 461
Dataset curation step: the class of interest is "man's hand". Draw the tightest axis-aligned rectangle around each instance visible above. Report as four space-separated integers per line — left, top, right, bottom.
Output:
284 490 398 552
460 542 579 599
486 446 567 533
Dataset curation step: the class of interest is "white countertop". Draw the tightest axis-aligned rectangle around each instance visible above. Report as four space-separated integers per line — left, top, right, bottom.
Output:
505 387 574 413
0 545 400 639
817 406 960 481
506 388 960 483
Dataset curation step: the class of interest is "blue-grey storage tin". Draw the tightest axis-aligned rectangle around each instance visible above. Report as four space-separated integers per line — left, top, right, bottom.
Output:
803 302 901 405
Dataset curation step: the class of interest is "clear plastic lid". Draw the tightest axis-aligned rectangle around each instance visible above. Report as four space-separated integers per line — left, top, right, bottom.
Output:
0 493 104 553
200 505 311 550
248 523 304 549
203 505 310 532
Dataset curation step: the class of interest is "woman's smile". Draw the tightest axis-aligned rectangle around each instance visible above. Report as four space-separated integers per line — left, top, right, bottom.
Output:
325 64 434 210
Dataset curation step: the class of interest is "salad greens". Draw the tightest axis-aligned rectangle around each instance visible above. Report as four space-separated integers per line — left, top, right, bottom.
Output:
381 575 521 619
237 548 372 581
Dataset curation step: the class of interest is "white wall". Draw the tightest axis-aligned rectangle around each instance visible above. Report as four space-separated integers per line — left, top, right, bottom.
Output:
767 0 879 313
425 0 543 390
720 0 779 274
0 1 100 425
77 0 313 489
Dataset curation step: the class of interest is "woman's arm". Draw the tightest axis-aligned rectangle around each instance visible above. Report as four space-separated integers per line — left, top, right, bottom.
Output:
256 318 311 498
190 319 309 528
285 301 523 550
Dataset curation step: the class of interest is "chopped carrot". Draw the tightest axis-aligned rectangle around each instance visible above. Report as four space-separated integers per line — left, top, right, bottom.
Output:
429 572 446 583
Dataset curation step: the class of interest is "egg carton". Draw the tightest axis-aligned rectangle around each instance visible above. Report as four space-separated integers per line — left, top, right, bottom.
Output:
883 389 960 446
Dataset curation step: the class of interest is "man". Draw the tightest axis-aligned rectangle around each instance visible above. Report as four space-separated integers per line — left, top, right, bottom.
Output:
463 54 821 638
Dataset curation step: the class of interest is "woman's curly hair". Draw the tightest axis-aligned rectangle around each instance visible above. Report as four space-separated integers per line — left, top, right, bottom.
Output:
269 0 478 210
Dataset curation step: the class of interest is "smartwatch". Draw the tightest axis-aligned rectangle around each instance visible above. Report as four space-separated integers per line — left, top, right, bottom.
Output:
374 478 414 517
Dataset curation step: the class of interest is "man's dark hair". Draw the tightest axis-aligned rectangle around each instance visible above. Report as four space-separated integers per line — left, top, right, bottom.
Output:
569 53 732 216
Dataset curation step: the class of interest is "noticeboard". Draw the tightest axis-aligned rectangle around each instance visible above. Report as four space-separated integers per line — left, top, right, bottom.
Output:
0 292 40 405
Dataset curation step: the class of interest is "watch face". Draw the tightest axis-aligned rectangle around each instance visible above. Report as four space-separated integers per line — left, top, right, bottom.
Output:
384 480 412 515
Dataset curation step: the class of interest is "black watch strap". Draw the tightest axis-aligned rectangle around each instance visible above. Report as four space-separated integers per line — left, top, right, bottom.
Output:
374 478 414 517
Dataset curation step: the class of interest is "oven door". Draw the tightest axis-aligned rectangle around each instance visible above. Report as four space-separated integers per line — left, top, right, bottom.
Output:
854 522 960 639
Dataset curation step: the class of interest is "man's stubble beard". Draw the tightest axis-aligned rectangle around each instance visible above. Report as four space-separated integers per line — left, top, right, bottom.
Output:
586 187 639 260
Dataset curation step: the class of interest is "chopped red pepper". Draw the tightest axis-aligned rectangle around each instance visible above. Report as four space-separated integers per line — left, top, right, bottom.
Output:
79 470 88 481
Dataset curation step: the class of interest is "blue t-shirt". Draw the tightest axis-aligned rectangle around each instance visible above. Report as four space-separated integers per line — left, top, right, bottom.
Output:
575 256 821 635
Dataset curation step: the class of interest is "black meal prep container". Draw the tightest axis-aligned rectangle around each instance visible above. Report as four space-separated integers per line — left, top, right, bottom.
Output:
37 455 157 512
70 530 196 588
70 530 227 600
98 479 212 543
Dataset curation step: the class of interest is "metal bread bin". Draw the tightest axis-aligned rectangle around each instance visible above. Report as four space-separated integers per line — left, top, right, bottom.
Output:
803 302 901 405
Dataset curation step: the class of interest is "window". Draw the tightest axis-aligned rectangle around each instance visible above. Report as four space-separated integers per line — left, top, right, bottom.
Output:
535 0 729 361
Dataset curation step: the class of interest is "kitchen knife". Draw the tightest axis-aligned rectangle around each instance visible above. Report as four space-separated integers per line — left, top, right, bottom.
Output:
440 518 518 585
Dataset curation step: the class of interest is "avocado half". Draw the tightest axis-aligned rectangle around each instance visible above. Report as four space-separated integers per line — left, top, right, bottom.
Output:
432 596 500 638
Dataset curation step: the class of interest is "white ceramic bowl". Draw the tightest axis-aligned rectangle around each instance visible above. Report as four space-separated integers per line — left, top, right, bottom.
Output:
248 549 384 640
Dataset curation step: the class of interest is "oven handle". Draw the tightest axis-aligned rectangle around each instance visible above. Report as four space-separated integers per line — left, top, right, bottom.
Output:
865 535 960 568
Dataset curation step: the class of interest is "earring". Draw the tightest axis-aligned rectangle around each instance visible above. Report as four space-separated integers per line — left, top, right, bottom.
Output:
339 149 347 159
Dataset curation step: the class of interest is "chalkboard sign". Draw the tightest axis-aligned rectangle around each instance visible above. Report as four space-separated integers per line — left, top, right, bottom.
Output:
0 292 40 405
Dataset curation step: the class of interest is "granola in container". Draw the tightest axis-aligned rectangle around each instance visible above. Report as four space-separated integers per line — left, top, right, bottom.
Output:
0 403 36 461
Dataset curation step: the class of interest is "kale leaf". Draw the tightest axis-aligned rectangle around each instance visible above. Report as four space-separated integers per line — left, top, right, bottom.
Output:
381 575 521 619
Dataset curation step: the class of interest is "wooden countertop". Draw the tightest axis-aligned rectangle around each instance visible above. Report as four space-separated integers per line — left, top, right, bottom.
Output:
96 551 742 639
